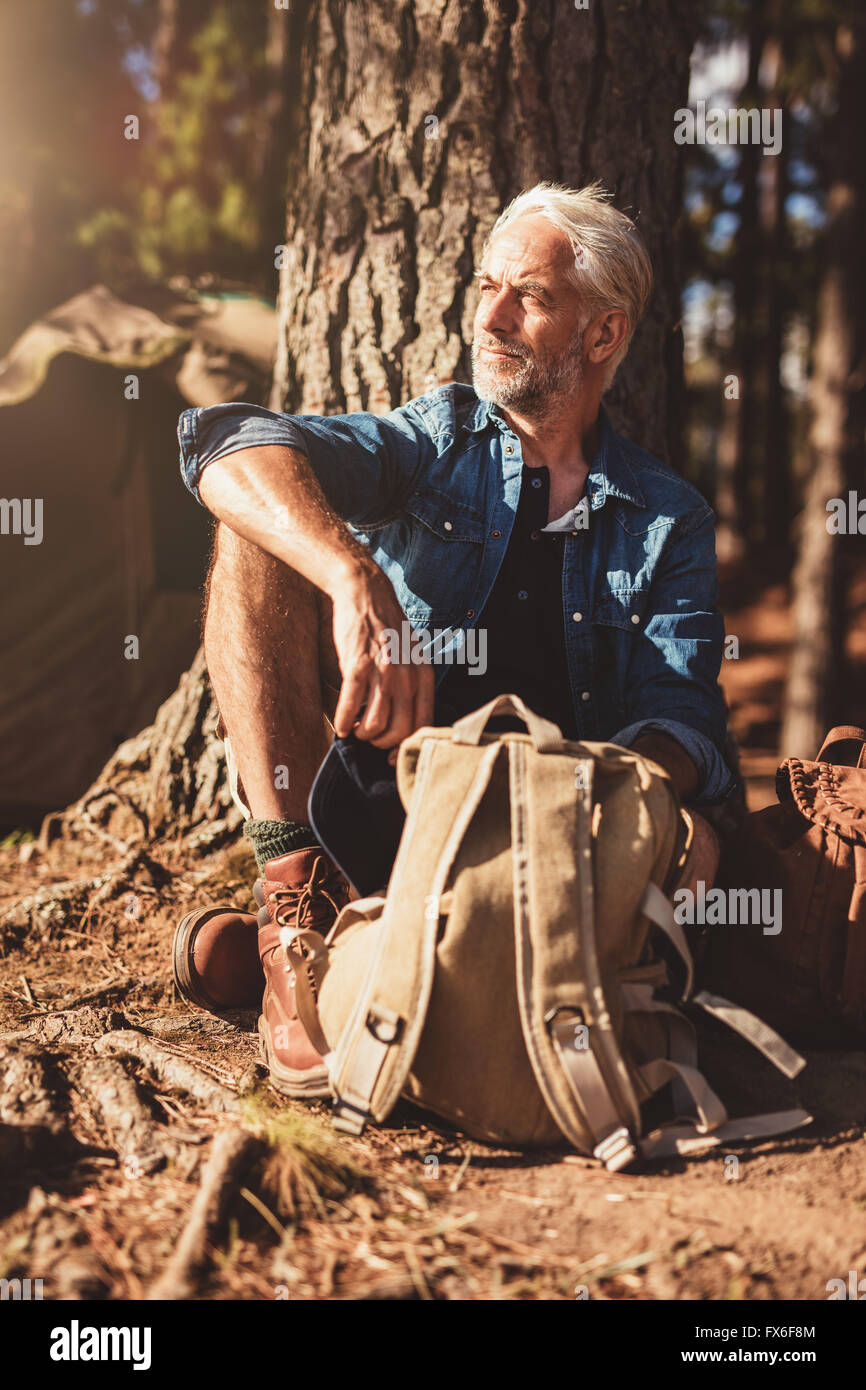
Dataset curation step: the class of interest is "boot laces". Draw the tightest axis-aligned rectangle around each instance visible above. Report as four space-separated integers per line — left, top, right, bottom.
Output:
271 854 342 934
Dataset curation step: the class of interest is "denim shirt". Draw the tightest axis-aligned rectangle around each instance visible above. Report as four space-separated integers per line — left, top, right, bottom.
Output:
178 383 735 805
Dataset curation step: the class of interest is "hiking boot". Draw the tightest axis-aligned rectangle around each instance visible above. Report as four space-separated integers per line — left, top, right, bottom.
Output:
255 847 350 1098
173 906 263 1014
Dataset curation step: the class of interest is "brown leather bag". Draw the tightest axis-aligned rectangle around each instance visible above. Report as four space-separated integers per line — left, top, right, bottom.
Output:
701 726 866 1047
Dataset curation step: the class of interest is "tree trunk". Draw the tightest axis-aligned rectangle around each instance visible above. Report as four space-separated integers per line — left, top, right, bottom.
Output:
272 0 695 462
780 20 866 759
70 0 696 853
757 25 791 552
726 1 767 556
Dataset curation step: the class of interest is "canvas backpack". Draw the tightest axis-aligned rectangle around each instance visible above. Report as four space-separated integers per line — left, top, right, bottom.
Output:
702 724 866 1048
288 695 810 1170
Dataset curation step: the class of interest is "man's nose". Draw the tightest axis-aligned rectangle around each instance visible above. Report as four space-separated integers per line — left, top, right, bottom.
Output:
478 287 517 338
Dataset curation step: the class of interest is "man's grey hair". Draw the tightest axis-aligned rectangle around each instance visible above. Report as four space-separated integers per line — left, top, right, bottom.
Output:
476 181 654 386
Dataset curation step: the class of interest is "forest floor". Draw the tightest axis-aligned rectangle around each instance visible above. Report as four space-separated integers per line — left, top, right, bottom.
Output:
1 566 865 1302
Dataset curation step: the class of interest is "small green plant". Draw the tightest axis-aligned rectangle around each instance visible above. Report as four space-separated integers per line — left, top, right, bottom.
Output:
241 1088 371 1222
0 828 36 849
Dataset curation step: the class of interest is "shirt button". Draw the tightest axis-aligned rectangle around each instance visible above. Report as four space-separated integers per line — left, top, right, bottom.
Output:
466 609 475 619
631 614 640 625
530 529 540 541
505 444 514 455
572 611 583 622
581 691 591 702
518 590 528 601
443 521 453 531
491 529 501 539
531 478 542 489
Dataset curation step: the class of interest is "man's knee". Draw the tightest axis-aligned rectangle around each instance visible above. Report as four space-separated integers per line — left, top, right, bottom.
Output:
205 522 317 616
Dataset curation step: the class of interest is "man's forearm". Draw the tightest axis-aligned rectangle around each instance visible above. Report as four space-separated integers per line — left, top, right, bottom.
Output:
631 732 699 801
198 443 434 745
198 443 376 597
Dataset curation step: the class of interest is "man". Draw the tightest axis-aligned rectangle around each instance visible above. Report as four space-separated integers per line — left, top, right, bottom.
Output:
173 181 737 1098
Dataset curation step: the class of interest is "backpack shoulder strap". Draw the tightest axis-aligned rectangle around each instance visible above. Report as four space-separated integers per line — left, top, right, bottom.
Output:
509 741 644 1167
330 737 502 1134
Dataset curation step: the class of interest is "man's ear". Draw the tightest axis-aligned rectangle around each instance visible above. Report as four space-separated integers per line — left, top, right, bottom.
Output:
585 308 629 368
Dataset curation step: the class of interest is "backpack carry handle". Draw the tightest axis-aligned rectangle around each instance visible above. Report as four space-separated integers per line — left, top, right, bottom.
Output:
451 694 565 752
816 725 866 768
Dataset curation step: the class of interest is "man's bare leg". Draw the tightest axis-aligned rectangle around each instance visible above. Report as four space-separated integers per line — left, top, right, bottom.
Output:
174 523 349 1083
203 522 340 823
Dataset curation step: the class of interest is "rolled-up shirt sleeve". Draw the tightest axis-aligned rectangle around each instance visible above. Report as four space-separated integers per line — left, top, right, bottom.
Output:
611 717 735 804
178 401 432 526
609 512 735 805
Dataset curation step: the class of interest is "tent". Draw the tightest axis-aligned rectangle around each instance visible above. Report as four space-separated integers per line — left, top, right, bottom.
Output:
0 283 276 831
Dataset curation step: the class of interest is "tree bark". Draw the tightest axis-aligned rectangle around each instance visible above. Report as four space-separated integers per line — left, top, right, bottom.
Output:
726 1 767 554
780 20 866 759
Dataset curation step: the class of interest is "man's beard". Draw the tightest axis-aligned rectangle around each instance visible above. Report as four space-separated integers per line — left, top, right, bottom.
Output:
471 328 586 418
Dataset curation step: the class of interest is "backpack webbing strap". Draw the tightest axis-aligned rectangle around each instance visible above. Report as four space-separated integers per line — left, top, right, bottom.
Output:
331 1005 402 1135
621 981 702 1115
548 1015 638 1171
639 1058 727 1132
509 742 642 1161
620 982 697 1067
692 989 806 1079
640 1107 812 1160
641 880 693 999
329 739 503 1134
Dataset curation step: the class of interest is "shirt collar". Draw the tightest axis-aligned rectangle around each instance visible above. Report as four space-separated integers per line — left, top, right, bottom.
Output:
466 395 646 510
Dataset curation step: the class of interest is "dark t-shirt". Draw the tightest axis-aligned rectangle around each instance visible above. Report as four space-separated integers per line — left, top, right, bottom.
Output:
437 464 578 738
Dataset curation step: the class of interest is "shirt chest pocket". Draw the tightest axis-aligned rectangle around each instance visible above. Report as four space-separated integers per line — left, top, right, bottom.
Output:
589 590 648 730
592 589 647 633
405 491 488 545
401 491 487 621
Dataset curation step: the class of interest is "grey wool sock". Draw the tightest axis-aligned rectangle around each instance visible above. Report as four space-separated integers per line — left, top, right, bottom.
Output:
243 818 320 874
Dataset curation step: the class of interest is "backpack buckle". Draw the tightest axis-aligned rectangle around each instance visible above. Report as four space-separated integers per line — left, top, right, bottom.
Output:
594 1126 638 1173
366 1006 402 1044
332 1097 370 1135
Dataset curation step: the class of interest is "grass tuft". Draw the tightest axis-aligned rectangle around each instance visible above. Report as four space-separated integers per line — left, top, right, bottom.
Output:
241 1087 372 1221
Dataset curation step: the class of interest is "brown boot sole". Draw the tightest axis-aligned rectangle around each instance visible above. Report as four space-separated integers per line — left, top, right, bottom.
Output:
257 1015 332 1099
172 908 260 1016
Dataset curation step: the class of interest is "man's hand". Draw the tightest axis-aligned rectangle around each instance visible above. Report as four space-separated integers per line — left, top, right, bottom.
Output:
331 564 435 748
199 442 434 749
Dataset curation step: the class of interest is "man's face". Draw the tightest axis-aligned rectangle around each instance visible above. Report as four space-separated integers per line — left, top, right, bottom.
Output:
471 214 590 414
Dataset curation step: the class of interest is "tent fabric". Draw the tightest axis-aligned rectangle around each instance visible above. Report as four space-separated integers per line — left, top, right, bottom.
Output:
0 283 277 827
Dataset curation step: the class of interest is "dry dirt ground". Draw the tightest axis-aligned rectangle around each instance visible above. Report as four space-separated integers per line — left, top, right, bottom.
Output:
1 572 865 1303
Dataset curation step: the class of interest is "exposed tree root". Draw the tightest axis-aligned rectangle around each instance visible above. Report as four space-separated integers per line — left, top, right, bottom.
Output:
0 847 165 949
71 1057 170 1176
93 1030 242 1113
147 1127 262 1300
0 1041 81 1167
